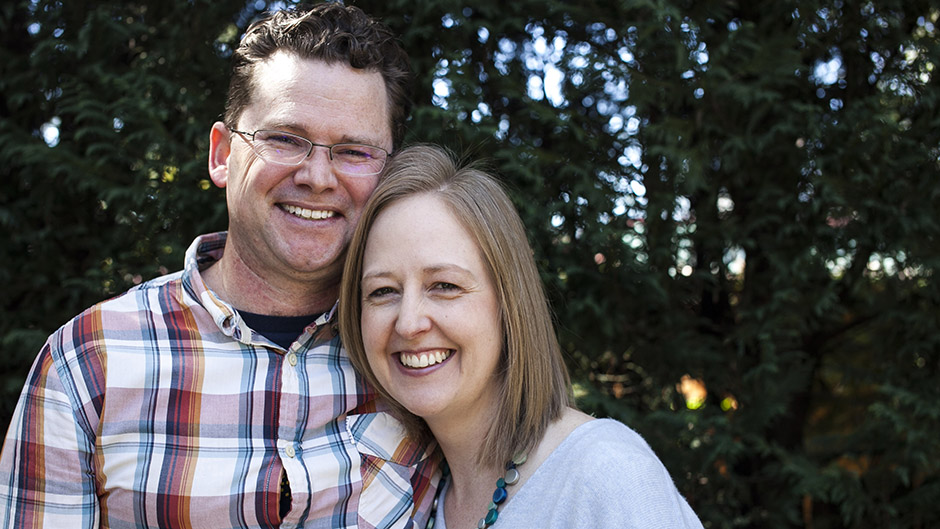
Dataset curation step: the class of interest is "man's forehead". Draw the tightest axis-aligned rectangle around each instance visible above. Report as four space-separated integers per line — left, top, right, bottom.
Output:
239 52 393 146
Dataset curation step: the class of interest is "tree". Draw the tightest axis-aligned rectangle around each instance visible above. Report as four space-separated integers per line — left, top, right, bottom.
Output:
0 0 237 421
1 1 938 527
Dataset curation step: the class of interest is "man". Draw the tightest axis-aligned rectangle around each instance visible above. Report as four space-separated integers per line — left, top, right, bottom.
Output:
0 4 437 528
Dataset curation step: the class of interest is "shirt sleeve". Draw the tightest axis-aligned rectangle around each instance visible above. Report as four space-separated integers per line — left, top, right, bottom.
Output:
346 411 441 528
0 338 101 528
406 446 442 527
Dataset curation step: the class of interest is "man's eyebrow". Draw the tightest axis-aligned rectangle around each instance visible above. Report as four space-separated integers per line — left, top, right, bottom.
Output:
254 122 387 147
256 122 304 134
336 134 388 147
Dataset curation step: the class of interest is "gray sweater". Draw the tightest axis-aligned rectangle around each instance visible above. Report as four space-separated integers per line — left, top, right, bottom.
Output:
433 419 704 528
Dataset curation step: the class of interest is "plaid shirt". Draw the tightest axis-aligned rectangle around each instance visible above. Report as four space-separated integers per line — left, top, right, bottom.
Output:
0 233 439 528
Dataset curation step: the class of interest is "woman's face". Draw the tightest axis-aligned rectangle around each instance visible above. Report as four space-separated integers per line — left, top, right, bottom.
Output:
359 193 503 428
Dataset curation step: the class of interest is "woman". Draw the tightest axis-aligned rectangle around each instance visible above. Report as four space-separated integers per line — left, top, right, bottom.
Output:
339 145 703 528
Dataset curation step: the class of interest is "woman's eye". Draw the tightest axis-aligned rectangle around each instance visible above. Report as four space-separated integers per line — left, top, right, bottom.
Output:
366 287 395 298
434 282 460 292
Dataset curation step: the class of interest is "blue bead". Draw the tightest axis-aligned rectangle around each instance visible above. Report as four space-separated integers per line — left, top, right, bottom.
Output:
493 486 508 504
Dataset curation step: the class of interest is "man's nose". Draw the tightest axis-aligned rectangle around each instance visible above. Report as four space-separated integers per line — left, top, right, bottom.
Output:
292 145 338 190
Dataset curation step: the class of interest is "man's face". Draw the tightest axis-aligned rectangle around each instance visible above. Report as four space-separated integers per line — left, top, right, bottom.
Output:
209 52 392 290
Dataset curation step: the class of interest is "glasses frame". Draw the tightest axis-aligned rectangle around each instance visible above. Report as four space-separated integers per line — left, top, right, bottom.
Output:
228 127 389 176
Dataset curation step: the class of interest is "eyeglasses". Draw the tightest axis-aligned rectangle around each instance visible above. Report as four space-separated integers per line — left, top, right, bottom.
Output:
228 128 389 176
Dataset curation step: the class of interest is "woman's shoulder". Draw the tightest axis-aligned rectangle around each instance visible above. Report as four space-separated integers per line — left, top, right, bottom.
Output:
525 410 669 488
504 414 705 528
551 415 662 472
522 408 682 492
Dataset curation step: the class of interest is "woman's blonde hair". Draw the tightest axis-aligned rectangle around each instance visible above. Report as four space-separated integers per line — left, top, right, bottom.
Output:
339 144 571 467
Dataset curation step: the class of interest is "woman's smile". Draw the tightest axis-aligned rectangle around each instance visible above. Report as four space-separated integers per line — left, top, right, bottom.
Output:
397 349 453 369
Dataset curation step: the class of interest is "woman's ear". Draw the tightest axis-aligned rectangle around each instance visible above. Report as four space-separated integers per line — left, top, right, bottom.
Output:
208 121 232 188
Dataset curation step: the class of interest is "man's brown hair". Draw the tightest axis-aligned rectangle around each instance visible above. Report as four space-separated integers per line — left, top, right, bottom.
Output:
224 3 413 148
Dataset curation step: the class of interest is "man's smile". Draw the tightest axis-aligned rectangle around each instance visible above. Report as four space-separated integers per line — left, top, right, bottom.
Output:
280 204 337 220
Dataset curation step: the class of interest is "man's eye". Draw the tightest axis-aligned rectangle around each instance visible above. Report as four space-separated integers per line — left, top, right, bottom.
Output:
335 146 374 159
267 134 302 146
269 136 300 145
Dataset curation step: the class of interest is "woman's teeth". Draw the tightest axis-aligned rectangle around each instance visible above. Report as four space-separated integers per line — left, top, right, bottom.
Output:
399 350 451 368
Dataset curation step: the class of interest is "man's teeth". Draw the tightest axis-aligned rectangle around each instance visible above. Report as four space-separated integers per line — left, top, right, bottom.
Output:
282 204 335 220
400 350 451 368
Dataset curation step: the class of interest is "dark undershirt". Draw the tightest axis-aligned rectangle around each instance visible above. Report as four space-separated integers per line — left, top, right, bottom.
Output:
238 310 318 350
237 310 319 519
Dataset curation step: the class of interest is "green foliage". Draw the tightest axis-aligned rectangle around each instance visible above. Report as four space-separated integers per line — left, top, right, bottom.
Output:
0 0 235 419
2 0 938 527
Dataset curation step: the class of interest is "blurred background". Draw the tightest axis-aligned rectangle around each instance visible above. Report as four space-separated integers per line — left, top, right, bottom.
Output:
1 1 938 527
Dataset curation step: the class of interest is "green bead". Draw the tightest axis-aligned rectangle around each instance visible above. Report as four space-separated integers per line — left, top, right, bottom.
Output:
465 453 528 528
485 508 499 525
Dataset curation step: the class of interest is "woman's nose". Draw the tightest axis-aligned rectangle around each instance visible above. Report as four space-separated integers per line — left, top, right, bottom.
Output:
394 293 432 338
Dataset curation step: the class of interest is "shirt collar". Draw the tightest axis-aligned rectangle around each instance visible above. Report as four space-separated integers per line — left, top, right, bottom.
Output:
181 232 338 347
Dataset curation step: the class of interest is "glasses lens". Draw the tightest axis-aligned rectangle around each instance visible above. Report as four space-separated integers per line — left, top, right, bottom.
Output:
330 144 387 175
252 131 311 165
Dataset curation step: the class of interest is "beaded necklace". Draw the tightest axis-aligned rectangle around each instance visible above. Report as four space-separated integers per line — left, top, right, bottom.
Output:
422 452 527 529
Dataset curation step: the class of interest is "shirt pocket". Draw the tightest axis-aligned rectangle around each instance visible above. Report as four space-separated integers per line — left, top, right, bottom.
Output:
346 412 430 529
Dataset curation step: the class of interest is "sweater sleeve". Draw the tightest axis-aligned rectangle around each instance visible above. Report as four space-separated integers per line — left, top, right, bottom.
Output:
496 419 704 529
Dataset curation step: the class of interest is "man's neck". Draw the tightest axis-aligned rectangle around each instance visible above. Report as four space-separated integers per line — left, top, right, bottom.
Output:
201 251 338 317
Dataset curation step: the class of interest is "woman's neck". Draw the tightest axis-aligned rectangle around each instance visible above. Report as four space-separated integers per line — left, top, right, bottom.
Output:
436 434 504 529
432 407 594 529
426 401 506 529
427 404 496 485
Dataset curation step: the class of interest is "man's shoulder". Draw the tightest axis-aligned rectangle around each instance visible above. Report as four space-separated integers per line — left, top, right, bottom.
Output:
52 269 187 337
47 230 229 352
130 269 186 293
96 268 185 310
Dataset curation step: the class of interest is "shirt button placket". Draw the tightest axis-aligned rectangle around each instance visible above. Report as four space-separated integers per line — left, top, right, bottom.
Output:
280 344 303 528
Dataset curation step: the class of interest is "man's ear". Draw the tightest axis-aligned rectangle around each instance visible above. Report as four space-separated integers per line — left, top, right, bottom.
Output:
208 121 232 188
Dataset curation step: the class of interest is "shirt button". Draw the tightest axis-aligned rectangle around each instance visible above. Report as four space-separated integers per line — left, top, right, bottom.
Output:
287 353 298 366
285 445 296 458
